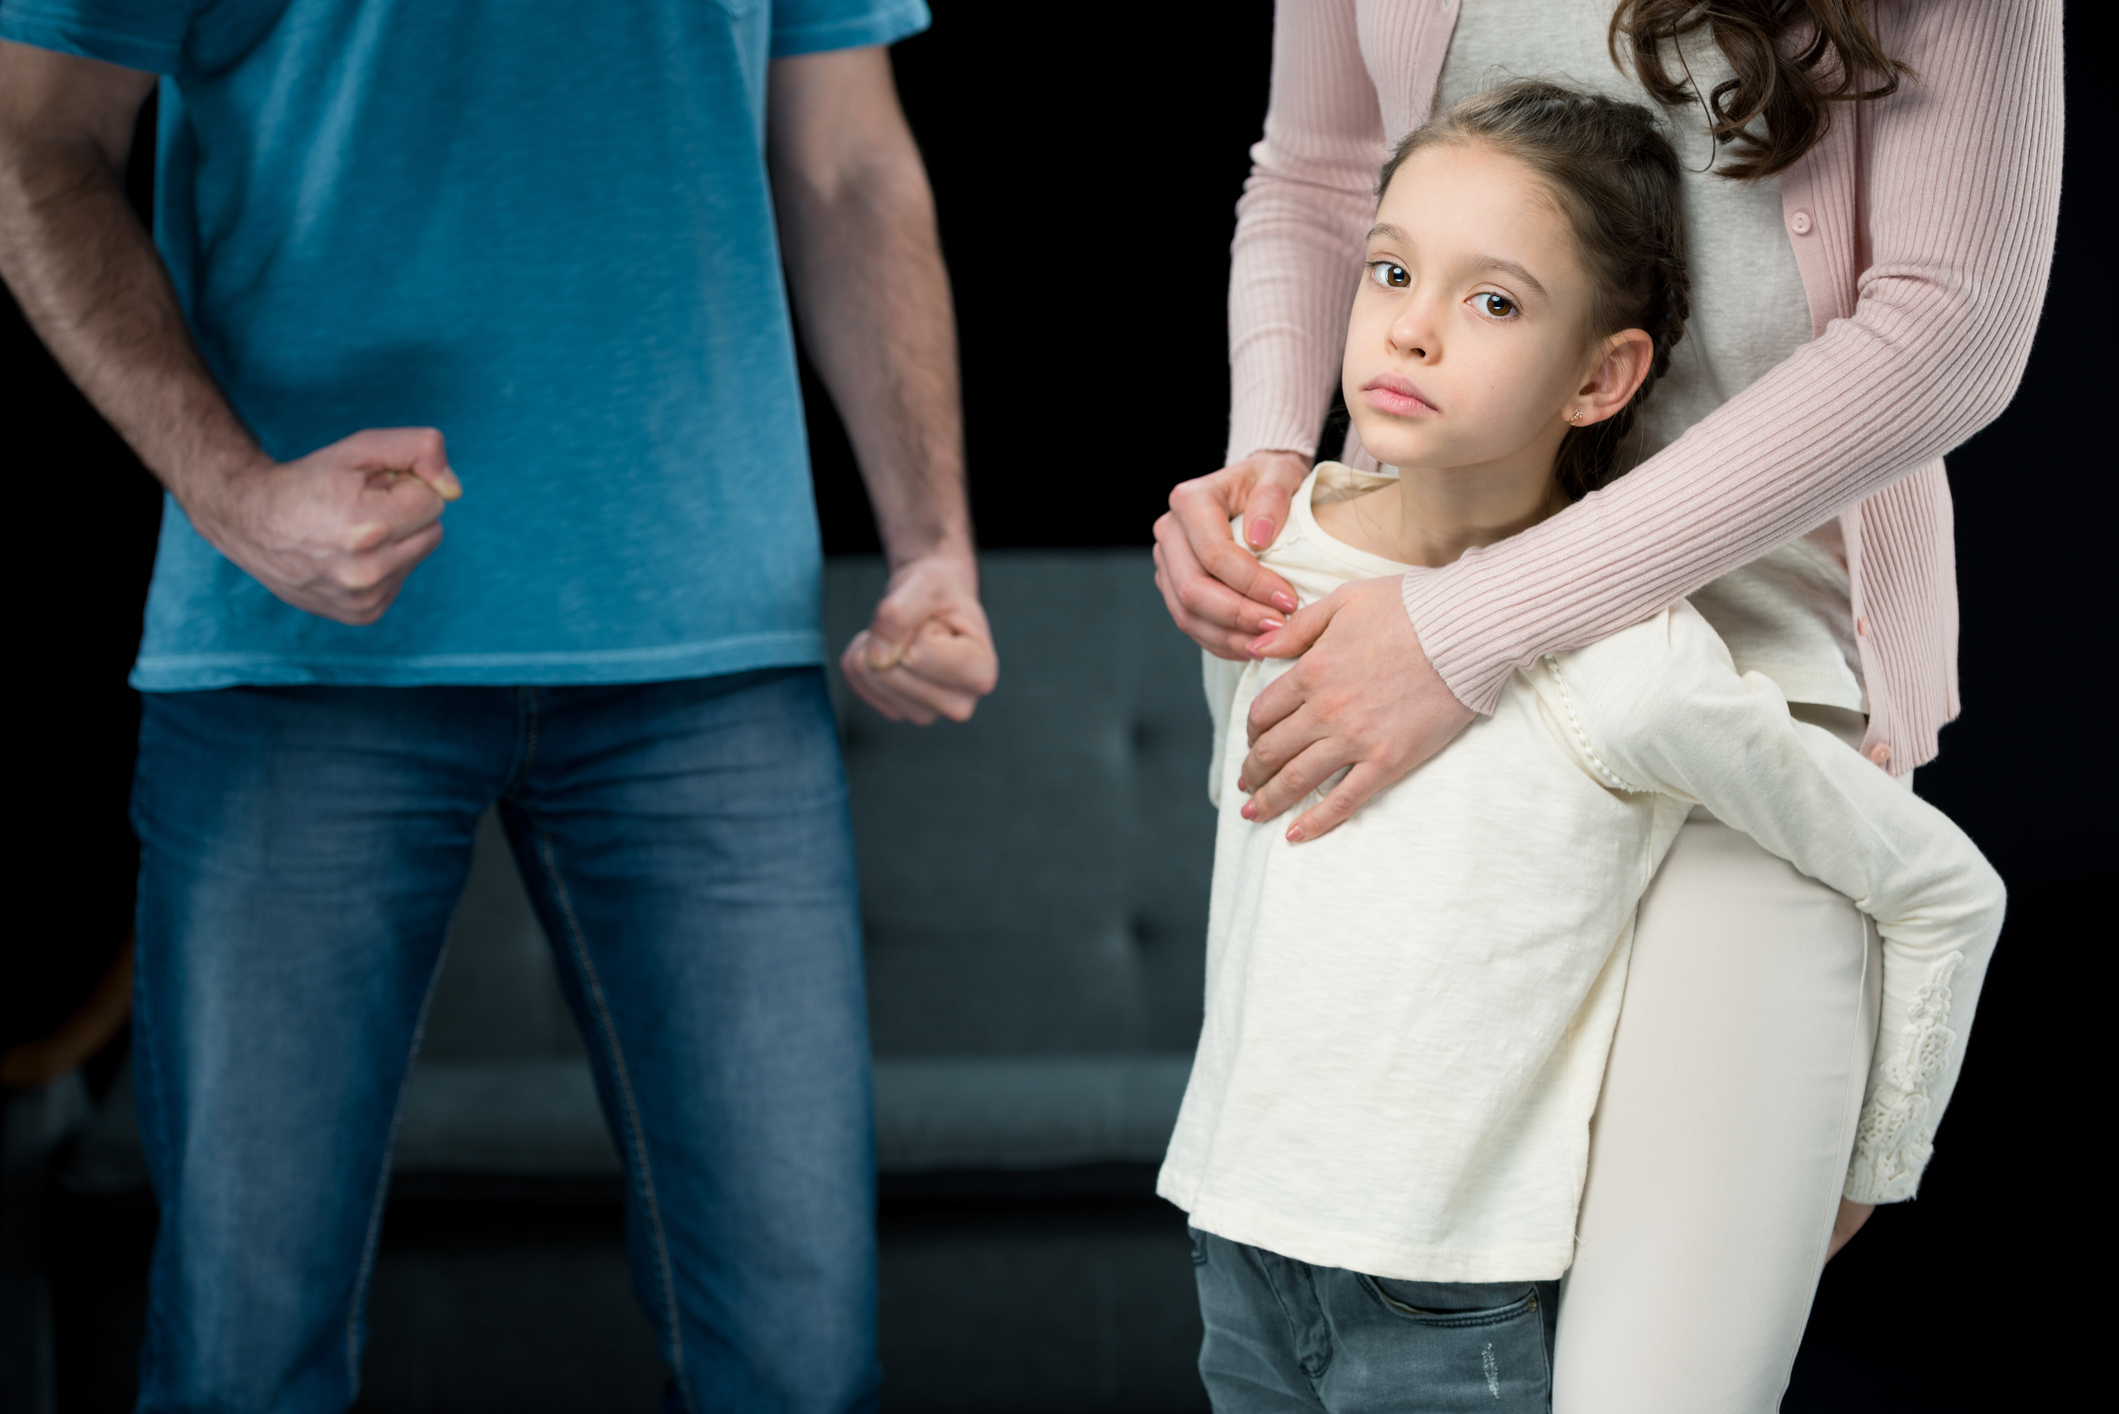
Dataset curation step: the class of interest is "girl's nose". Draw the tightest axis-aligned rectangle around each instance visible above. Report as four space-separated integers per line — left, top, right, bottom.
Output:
1388 299 1438 361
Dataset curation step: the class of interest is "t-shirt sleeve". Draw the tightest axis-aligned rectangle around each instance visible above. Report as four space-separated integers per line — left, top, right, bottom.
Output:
0 0 190 72
1551 602 2007 1204
769 0 929 58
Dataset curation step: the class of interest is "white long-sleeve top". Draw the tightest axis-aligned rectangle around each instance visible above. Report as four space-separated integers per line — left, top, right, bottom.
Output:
1157 465 2006 1283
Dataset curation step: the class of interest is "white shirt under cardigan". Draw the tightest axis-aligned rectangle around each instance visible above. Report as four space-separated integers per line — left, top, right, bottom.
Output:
1155 465 2005 1284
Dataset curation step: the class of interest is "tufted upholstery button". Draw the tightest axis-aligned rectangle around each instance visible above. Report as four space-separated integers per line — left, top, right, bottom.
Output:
1867 742 1892 765
1789 210 1814 236
1856 615 1869 638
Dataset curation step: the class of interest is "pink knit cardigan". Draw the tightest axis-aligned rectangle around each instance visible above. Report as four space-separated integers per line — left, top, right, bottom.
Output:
1226 0 2062 771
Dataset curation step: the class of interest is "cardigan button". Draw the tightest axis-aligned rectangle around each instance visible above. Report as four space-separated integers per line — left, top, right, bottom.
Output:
1868 742 1893 765
1856 615 1869 637
1789 210 1815 236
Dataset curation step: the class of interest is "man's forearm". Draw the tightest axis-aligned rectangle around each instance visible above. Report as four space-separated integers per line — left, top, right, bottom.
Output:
0 51 263 512
769 51 969 571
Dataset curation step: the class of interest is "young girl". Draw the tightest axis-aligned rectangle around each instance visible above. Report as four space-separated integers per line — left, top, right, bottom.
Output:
1158 82 2004 1413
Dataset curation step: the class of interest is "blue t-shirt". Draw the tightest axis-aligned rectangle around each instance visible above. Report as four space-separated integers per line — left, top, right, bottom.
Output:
2 0 929 689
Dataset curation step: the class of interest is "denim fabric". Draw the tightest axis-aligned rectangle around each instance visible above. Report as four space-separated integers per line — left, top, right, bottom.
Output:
129 670 877 1413
1190 1228 1557 1413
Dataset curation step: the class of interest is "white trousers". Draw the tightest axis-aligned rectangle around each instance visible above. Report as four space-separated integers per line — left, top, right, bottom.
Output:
1552 707 1885 1413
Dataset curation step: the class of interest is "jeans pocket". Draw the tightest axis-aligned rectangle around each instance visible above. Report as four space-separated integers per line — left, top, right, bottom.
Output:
1360 1276 1540 1327
1352 1276 1550 1411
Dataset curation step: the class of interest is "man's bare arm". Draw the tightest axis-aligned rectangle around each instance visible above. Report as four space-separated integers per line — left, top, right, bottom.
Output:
767 45 995 724
0 41 459 625
0 45 231 493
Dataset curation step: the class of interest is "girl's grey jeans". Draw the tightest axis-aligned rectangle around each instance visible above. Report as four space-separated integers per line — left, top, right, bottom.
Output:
1190 1226 1559 1413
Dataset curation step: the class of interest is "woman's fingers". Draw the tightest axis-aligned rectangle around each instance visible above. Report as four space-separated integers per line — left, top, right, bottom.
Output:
1236 576 1477 841
1237 470 1299 555
1151 452 1310 654
1285 761 1387 843
1168 478 1300 615
1153 517 1277 658
1240 725 1343 825
1246 585 1340 660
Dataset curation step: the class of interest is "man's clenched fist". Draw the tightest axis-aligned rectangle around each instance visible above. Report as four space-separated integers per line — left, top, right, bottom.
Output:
183 426 462 625
841 552 998 725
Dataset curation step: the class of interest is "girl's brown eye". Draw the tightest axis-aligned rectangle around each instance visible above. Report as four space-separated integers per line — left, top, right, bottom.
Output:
1477 292 1517 317
1369 261 1410 289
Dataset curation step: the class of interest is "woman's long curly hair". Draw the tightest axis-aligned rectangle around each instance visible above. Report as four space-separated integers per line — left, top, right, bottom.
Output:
1378 81 1692 500
1611 0 1912 180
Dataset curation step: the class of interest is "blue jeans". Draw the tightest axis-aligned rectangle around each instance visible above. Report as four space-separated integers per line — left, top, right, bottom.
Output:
129 670 876 1414
1191 1228 1558 1413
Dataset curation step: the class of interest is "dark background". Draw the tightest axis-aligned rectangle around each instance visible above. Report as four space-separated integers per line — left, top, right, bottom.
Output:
6 1 2102 1407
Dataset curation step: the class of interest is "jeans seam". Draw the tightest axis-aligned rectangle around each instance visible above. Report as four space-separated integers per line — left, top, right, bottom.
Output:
533 826 690 1409
1256 1249 1330 1384
504 687 544 794
129 922 179 1381
344 927 455 1400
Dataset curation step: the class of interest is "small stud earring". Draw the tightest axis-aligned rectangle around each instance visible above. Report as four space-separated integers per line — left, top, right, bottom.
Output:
1565 408 1582 424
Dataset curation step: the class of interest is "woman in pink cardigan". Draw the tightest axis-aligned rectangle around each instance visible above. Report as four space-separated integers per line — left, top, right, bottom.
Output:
1154 1 2060 1407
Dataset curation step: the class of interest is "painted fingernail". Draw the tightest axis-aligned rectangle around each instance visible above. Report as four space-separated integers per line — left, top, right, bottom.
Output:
1247 517 1276 548
1240 801 1258 821
1247 632 1276 658
1270 592 1298 613
1285 826 1305 843
1236 778 1249 793
1257 617 1284 634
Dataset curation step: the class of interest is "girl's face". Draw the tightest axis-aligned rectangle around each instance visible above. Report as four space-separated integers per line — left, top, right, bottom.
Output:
1343 141 1633 486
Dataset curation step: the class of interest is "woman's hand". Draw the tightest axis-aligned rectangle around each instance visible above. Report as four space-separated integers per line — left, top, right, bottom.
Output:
1153 450 1312 659
1238 576 1474 842
1825 1199 1874 1261
841 552 998 725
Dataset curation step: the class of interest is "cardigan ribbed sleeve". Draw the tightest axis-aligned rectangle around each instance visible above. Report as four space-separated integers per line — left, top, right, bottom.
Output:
1395 0 2063 715
1224 0 1388 462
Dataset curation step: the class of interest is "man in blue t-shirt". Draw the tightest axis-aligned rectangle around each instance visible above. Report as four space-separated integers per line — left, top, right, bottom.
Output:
0 0 994 1405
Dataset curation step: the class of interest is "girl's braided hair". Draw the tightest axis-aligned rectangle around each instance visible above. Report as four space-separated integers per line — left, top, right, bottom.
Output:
1377 80 1692 500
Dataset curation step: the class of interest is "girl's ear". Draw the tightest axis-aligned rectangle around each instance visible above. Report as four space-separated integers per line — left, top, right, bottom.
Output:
1569 329 1655 428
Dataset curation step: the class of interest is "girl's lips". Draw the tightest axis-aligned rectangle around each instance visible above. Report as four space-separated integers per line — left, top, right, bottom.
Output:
1361 375 1437 418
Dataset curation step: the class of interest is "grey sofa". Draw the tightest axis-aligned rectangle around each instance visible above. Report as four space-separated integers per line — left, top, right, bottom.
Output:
397 549 1215 1186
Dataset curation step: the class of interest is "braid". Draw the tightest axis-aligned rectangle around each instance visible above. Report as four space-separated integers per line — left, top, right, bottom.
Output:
1380 80 1693 500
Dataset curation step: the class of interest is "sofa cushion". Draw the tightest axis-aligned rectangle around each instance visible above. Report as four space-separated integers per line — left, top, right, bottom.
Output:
394 1054 1195 1177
